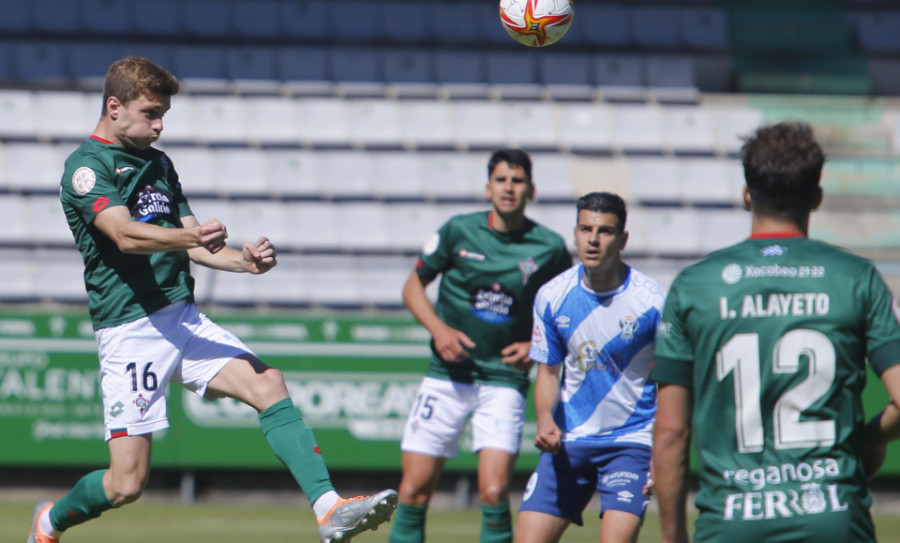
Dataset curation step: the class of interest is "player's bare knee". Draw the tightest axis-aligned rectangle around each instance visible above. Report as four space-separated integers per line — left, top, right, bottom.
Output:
478 482 508 505
255 367 289 403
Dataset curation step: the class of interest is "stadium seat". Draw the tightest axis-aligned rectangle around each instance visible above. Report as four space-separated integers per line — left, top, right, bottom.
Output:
611 105 664 153
644 207 701 256
26 195 73 245
279 46 331 92
525 204 576 252
503 101 559 150
0 90 38 138
383 50 436 87
451 101 505 150
81 0 134 35
580 5 633 47
280 0 332 40
66 43 127 88
347 99 403 148
331 48 383 86
316 151 374 198
556 102 613 152
595 55 646 102
385 202 443 252
231 0 281 38
248 254 310 306
301 255 363 307
225 46 279 83
697 209 748 253
419 152 484 200
171 45 227 82
646 56 698 103
0 194 29 242
191 95 247 144
531 153 576 201
811 209 900 252
678 157 738 204
383 2 432 42
296 98 350 146
32 0 79 33
538 53 595 100
356 255 411 307
181 0 230 38
712 106 764 155
32 250 87 302
681 7 729 50
133 0 183 37
206 267 258 306
627 157 681 204
856 12 900 53
170 147 217 196
211 148 268 197
184 198 235 229
243 96 301 146
661 106 715 154
333 1 384 41
369 152 425 199
632 7 682 48
284 202 340 250
485 52 542 98
431 2 482 44
35 91 93 140
334 202 391 251
0 0 30 34
3 142 70 192
263 149 321 197
398 100 455 149
12 42 67 84
230 199 290 247
0 250 37 301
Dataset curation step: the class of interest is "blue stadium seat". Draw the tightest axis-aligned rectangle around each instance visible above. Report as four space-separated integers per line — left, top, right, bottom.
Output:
182 0 230 38
431 2 482 44
67 43 126 83
486 52 539 85
681 8 729 50
856 12 900 53
631 7 683 48
32 0 79 33
12 42 68 84
595 55 645 87
333 1 384 41
81 0 134 35
383 2 432 42
119 44 175 71
279 46 330 83
331 48 382 83
0 45 12 82
383 50 435 84
231 0 282 38
280 0 332 40
0 0 30 33
435 51 486 85
539 53 594 86
133 0 183 37
172 45 227 80
226 46 278 81
580 5 633 47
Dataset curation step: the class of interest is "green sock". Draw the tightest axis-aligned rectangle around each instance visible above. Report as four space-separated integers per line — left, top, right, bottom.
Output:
259 398 334 505
388 503 427 543
50 469 114 532
481 501 512 543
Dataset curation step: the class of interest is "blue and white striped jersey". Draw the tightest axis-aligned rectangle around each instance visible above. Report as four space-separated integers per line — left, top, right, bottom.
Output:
529 264 665 447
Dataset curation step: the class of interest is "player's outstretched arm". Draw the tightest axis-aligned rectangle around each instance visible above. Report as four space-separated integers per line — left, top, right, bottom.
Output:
653 383 692 543
94 206 227 255
402 270 475 362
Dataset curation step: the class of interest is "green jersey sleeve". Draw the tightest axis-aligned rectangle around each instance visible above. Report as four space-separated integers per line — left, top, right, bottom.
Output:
651 273 695 388
415 218 455 283
61 152 125 224
863 265 900 375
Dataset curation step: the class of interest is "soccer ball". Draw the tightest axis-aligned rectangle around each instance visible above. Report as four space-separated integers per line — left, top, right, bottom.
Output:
499 0 574 47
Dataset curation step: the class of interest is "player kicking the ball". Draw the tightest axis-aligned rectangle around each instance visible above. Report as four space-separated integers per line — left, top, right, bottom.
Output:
27 56 396 543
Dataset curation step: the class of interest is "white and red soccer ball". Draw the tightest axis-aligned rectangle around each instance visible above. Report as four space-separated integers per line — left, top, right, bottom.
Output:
499 0 575 47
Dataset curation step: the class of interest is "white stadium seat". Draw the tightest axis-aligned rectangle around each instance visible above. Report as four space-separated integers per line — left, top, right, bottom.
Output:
296 98 351 146
385 202 443 252
26 195 73 244
285 202 340 250
316 151 373 198
0 90 38 138
662 107 714 154
679 158 737 204
347 99 403 148
451 101 505 149
334 202 390 250
191 95 247 144
3 142 70 191
244 96 301 145
627 157 681 203
503 101 559 149
557 102 613 152
263 149 321 197
370 152 424 199
211 148 268 196
419 152 484 200
398 100 455 149
611 105 664 153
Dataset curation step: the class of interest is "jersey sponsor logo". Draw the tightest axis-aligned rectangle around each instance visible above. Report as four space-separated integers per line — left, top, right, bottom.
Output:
92 196 110 213
721 263 742 284
518 257 539 284
723 483 848 521
422 232 439 256
657 322 672 338
131 185 177 223
459 248 486 261
575 341 620 375
760 244 787 256
469 283 517 323
115 166 135 175
72 166 96 194
723 459 841 491
602 470 640 488
619 315 638 341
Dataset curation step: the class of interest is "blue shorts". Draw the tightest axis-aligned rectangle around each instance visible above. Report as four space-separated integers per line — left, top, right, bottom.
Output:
519 441 651 526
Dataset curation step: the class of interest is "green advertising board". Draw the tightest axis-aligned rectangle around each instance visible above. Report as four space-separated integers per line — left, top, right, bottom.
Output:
0 310 898 474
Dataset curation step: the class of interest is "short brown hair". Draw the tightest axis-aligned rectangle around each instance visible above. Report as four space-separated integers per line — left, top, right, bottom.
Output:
102 57 180 114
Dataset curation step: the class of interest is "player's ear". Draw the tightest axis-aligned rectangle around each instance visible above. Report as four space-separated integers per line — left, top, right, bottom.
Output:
106 97 121 120
620 230 629 251
527 182 536 201
742 186 752 211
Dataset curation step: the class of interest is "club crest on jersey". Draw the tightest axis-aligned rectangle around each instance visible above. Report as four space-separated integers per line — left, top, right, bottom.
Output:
619 315 638 341
518 257 539 285
721 263 742 284
760 244 786 256
72 166 96 194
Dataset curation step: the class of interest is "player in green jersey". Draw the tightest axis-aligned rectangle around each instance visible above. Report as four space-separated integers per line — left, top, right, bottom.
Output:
28 57 396 543
651 121 900 543
389 149 572 543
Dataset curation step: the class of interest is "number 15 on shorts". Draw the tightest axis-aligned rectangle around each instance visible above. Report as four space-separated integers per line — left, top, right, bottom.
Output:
412 393 438 420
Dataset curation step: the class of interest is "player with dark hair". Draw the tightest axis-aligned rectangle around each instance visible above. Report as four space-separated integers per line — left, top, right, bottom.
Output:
651 121 900 543
27 57 396 543
516 192 664 543
389 149 572 543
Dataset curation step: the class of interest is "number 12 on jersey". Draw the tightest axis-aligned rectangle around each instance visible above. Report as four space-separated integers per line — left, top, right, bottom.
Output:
717 329 836 454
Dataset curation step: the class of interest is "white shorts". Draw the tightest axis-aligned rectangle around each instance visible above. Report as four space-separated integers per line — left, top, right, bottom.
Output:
400 376 526 458
95 301 253 441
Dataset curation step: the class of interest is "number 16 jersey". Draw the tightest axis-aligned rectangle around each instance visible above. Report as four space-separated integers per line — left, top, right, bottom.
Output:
652 234 900 543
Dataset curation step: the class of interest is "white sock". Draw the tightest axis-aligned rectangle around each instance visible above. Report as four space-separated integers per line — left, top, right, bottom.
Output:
313 491 341 520
39 509 61 538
